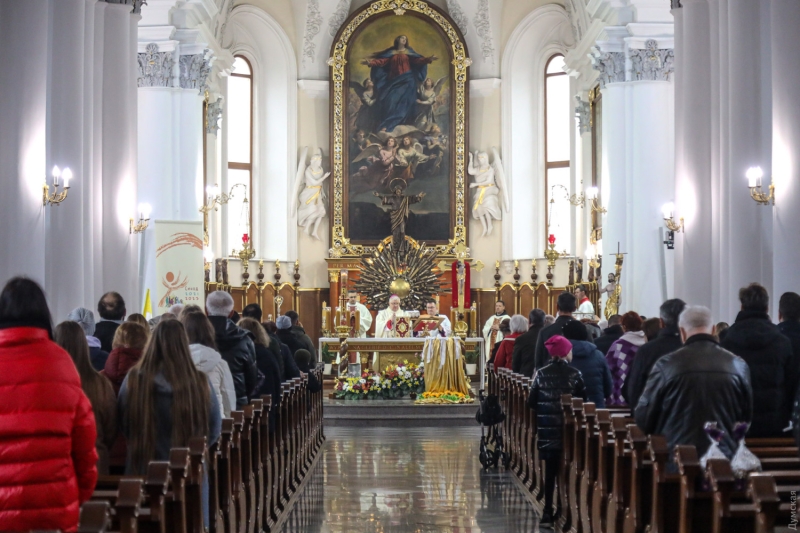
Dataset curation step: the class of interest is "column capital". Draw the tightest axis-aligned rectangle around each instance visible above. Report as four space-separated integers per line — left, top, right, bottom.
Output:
575 96 591 135
206 97 223 135
179 50 211 93
592 51 625 88
629 39 674 82
137 43 174 88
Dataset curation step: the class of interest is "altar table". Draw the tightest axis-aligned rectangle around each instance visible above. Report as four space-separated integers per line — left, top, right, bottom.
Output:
318 337 487 390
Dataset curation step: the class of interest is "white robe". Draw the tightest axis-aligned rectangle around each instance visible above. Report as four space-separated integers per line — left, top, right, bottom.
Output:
375 308 410 338
425 315 452 337
346 302 373 338
482 314 510 360
576 299 595 320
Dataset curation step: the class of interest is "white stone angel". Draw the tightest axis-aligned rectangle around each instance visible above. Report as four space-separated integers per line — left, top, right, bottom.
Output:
468 147 509 237
291 147 330 240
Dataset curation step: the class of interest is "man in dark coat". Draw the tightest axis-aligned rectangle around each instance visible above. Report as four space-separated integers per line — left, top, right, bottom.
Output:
527 334 585 526
722 283 796 437
636 305 752 459
275 316 303 380
206 291 259 409
285 310 316 357
512 309 546 377
94 292 126 353
594 314 623 356
533 292 577 371
623 299 686 409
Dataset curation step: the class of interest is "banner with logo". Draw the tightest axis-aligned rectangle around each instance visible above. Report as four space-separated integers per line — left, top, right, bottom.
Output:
154 220 204 315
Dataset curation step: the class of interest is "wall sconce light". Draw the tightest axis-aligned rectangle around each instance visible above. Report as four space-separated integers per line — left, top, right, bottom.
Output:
662 202 683 250
552 184 585 207
130 203 151 234
746 166 775 205
586 186 607 214
43 166 72 206
199 182 247 246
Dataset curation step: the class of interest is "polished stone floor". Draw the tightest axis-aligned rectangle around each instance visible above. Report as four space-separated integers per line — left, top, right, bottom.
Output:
280 427 542 532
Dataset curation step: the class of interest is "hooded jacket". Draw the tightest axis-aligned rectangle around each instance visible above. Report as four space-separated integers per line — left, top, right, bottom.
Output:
636 334 752 458
0 327 98 532
208 316 259 409
189 343 237 417
527 359 585 452
569 339 613 408
290 324 316 354
722 310 796 437
606 331 647 406
103 347 144 395
277 328 304 356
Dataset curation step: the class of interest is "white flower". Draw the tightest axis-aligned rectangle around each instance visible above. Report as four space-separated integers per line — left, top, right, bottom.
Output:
359 378 366 384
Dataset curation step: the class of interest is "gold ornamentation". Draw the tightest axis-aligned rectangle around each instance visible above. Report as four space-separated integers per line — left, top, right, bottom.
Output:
394 8 406 15
474 260 484 272
328 0 470 258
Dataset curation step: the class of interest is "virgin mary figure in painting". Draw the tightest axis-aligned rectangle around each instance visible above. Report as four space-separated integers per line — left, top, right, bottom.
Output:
360 35 439 133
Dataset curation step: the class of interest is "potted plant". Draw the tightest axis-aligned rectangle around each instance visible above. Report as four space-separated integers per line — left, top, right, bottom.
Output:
321 344 333 375
464 349 479 376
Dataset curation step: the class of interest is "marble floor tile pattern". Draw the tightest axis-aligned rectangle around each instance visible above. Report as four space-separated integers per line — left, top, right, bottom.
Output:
280 427 542 533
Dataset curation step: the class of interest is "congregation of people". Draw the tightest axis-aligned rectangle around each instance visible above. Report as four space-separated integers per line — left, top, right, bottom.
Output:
0 276 320 532
488 282 800 527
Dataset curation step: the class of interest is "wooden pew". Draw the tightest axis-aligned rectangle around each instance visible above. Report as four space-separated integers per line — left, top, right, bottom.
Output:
79 501 111 533
186 437 206 533
579 403 599 533
604 417 635 533
164 447 190 533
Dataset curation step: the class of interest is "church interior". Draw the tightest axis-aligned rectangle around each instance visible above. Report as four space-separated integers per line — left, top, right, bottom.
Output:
2 0 800 531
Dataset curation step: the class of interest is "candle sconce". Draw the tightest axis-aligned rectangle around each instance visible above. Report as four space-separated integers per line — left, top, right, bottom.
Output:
200 182 247 246
550 184 607 213
661 202 683 250
746 167 775 206
43 166 72 206
130 203 151 234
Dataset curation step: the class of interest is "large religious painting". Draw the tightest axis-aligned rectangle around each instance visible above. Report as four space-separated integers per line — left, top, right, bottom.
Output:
328 1 469 258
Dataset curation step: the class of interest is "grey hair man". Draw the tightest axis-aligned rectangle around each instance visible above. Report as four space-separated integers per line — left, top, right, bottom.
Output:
635 305 752 459
623 298 686 408
205 291 258 409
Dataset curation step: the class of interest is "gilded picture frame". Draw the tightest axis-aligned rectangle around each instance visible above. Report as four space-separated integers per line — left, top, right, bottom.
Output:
328 0 470 258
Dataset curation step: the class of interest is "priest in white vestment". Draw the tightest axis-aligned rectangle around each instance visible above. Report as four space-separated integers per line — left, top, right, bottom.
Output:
424 301 451 337
346 289 373 337
482 300 510 361
375 294 410 338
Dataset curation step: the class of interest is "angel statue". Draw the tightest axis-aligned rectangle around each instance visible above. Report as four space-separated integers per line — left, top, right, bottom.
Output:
414 76 447 131
468 148 509 237
291 147 330 240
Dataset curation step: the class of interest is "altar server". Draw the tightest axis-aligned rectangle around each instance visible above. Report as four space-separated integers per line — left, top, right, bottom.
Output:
375 295 410 338
346 289 373 338
425 301 451 337
482 300 510 361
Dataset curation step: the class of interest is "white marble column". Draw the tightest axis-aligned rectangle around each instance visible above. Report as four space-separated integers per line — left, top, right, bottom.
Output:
0 0 48 285
102 3 139 312
771 0 800 307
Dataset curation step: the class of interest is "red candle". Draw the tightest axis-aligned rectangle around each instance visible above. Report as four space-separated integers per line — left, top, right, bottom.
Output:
548 234 556 245
242 233 249 244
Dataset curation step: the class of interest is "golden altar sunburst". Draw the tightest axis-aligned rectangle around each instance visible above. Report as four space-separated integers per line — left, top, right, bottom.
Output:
354 238 442 311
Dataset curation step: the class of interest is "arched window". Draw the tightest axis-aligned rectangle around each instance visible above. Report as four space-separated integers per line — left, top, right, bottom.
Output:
227 56 253 250
544 54 572 250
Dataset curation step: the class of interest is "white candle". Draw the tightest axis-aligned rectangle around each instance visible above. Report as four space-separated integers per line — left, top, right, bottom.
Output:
62 168 72 188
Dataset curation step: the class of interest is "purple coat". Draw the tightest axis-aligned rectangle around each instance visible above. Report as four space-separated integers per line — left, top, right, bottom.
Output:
605 331 647 406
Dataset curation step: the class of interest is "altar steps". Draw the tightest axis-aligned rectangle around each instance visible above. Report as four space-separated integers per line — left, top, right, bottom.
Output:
323 397 478 427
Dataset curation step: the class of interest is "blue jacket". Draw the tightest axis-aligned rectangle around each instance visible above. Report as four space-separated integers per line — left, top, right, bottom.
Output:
569 339 613 408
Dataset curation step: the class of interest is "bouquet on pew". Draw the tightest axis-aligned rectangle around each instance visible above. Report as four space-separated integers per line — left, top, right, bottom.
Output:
731 422 762 480
700 422 728 470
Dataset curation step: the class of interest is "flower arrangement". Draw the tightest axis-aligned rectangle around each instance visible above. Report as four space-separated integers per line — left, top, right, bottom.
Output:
332 360 425 400
417 390 472 404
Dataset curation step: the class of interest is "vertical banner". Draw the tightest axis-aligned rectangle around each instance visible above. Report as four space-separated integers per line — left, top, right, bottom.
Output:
154 221 204 316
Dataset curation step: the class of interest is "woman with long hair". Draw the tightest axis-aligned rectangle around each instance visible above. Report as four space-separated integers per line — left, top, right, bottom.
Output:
0 277 98 532
55 321 117 475
118 319 221 475
181 310 237 417
238 317 283 404
126 313 150 331
103 322 149 394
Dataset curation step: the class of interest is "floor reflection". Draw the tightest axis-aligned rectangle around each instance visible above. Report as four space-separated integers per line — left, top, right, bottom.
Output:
280 427 541 533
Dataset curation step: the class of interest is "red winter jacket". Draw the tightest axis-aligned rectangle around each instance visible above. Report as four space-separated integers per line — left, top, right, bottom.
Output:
494 331 521 370
0 327 98 532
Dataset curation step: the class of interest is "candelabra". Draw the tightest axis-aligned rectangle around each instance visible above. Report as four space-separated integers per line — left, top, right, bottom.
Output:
237 233 256 283
551 184 585 207
544 234 563 287
43 166 73 206
550 184 607 214
130 203 151 234
199 182 247 245
746 167 775 206
586 186 607 214
661 202 683 250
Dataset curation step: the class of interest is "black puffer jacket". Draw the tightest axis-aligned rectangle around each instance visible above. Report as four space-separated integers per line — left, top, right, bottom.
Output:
208 316 259 409
635 334 752 458
722 311 796 437
623 327 683 409
569 340 612 408
512 325 543 378
276 328 304 356
527 359 585 451
533 316 576 371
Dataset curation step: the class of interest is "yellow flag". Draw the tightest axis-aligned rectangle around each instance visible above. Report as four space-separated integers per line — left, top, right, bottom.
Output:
142 289 153 319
